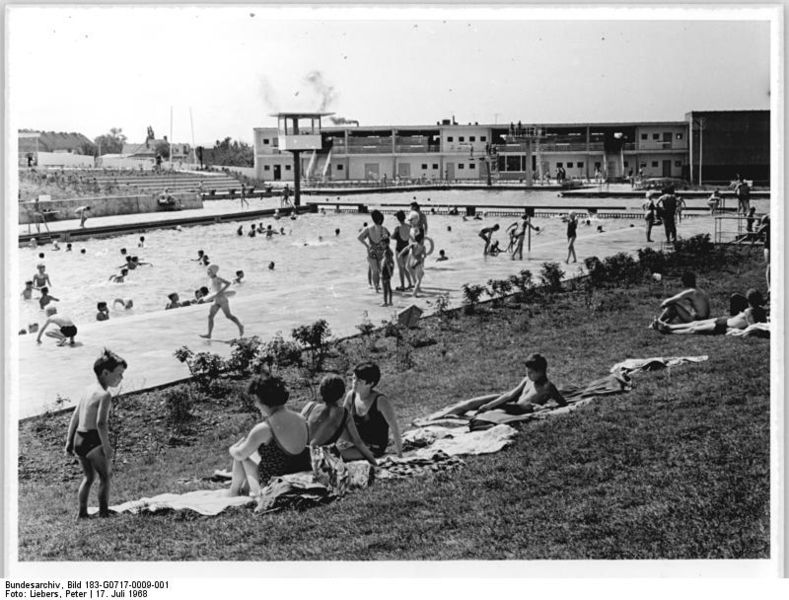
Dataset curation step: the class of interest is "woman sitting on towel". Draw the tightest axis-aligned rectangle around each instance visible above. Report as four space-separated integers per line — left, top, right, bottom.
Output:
227 374 311 497
339 362 403 459
302 374 378 466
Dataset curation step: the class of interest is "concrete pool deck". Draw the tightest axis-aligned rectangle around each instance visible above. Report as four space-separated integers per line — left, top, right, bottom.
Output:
15 211 717 420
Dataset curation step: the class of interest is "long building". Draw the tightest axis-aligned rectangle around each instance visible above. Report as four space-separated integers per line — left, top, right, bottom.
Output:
253 109 768 186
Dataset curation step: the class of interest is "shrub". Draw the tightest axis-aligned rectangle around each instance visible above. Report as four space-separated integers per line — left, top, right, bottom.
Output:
487 279 514 305
584 256 607 288
258 333 302 374
602 252 644 285
637 247 667 276
292 319 332 374
540 262 565 293
174 346 227 392
162 386 195 429
508 269 534 302
461 283 487 314
226 336 263 376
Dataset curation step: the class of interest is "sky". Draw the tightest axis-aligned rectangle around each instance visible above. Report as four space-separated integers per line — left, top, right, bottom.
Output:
6 6 773 146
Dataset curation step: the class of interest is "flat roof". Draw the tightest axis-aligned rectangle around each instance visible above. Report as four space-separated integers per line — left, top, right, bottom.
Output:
270 112 335 118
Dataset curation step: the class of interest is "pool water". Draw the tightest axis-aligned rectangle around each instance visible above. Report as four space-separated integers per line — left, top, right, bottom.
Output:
18 210 636 327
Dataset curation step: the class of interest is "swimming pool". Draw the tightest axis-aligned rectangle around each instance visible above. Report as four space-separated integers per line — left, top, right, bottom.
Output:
17 209 637 327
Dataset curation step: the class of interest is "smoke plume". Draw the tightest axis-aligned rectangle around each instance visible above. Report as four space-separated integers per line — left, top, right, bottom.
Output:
330 116 360 126
304 70 337 112
258 76 280 113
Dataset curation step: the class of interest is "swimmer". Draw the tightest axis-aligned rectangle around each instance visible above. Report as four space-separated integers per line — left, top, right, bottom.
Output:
488 240 502 256
400 231 433 298
257 222 265 233
96 302 110 321
266 225 281 238
447 225 452 232
479 224 500 255
268 261 275 270
28 323 39 334
165 293 183 310
274 208 281 220
202 255 210 266
22 281 34 300
200 264 244 340
80 248 87 254
32 263 52 290
52 240 60 251
29 238 38 249
36 307 77 346
75 205 91 228
120 248 128 257
335 228 341 236
191 250 205 262
109 268 129 283
38 287 59 310
64 348 127 518
66 243 73 252
280 227 286 235
138 236 145 248
113 298 134 310
234 270 245 284
132 256 152 267
436 249 448 262
237 225 244 236
38 252 45 260
248 225 257 238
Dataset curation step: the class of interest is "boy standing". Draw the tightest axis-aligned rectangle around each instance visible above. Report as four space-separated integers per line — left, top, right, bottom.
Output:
381 245 395 306
479 224 500 255
65 349 127 518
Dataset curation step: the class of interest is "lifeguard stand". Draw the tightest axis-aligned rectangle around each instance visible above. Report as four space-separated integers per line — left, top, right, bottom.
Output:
272 112 333 206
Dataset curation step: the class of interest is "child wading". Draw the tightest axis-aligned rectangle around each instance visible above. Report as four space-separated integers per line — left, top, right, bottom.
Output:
65 349 127 519
200 264 244 339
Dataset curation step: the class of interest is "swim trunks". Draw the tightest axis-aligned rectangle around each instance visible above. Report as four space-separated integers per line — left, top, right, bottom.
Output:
74 429 101 458
713 316 729 335
60 325 78 338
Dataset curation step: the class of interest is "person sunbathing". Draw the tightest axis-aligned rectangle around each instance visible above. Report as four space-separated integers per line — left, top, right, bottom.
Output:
431 353 566 418
654 271 711 324
226 375 310 497
655 288 766 335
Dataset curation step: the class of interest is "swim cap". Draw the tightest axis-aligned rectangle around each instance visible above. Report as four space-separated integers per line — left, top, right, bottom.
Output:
207 264 219 275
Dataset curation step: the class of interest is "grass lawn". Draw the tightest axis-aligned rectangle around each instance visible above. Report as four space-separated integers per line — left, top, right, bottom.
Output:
17 249 770 561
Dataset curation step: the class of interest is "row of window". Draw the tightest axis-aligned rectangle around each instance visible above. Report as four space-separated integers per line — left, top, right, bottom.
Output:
263 133 683 146
262 164 291 171
262 159 682 172
445 136 486 143
640 132 684 141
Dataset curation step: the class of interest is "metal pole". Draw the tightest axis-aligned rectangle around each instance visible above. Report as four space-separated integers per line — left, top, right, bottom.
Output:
688 116 694 185
698 120 703 187
527 216 532 253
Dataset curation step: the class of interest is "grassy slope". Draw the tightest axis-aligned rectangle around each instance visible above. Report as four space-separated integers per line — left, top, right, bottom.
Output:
18 253 770 560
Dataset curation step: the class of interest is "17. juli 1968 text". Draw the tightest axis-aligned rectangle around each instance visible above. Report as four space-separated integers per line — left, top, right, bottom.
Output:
5 581 170 598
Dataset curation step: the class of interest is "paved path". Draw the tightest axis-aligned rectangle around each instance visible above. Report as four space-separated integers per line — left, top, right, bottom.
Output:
14 210 716 420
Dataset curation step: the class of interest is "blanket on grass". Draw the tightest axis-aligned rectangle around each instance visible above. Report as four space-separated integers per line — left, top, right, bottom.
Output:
88 489 255 517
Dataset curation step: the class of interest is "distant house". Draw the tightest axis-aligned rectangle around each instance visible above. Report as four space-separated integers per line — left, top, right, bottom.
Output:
18 130 96 167
122 136 191 161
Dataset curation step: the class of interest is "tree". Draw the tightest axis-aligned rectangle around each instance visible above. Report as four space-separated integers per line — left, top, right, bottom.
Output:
203 137 254 167
154 141 171 160
94 127 127 155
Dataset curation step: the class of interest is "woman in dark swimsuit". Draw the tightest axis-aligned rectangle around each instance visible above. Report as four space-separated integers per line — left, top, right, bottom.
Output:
227 374 310 496
565 211 578 264
392 210 413 291
358 210 390 293
301 374 377 465
340 362 402 459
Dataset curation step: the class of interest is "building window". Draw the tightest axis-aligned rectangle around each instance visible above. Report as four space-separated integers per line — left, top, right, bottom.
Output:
469 163 476 169
421 164 428 170
676 133 683 140
641 133 648 140
337 164 343 170
577 161 584 168
458 164 465 169
469 136 476 142
567 162 573 168
480 136 487 142
263 139 270 145
263 165 270 171
285 164 292 170
594 162 601 169
652 133 660 140
557 162 563 168
432 164 438 169
447 136 454 142
623 161 628 168
459 136 465 142
674 160 682 167
651 161 658 168
640 162 647 168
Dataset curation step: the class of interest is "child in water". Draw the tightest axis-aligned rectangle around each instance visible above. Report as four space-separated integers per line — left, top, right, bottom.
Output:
436 249 448 262
65 348 127 518
21 281 34 300
113 298 134 310
32 263 52 290
96 302 110 321
38 287 59 310
36 306 76 346
109 268 128 283
165 293 183 310
234 270 245 284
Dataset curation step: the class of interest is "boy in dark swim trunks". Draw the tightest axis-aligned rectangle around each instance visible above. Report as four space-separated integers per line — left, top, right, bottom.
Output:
65 348 127 518
36 307 76 346
654 271 711 324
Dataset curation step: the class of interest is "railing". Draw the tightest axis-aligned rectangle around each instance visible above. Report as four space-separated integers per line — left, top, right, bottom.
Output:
394 144 441 154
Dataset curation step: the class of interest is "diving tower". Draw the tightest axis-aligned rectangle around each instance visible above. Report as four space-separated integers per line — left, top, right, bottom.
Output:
272 111 333 206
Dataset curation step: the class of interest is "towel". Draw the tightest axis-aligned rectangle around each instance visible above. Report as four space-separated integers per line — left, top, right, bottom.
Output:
610 355 708 375
89 489 255 516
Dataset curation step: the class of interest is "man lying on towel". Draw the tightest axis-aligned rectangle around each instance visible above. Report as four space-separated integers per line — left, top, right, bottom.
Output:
437 353 567 418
